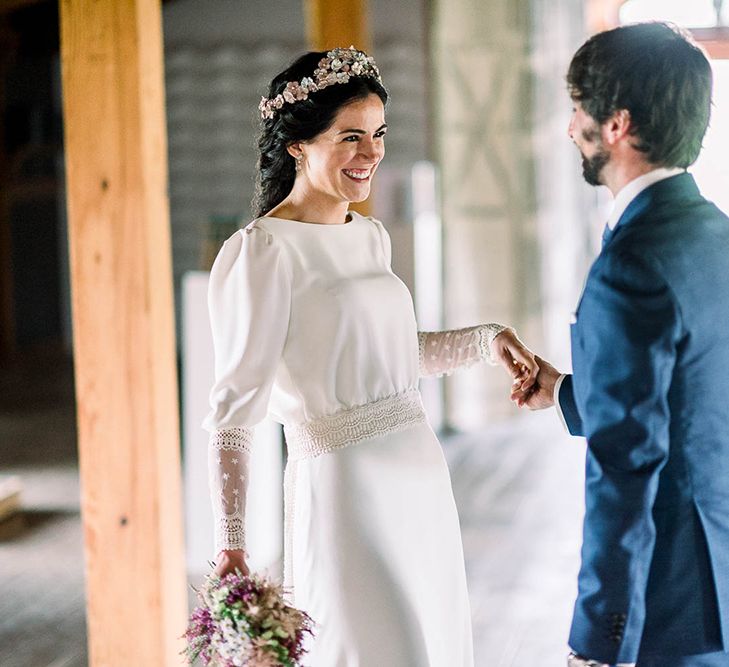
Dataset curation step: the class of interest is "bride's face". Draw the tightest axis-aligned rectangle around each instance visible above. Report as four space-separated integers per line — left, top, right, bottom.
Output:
295 93 387 204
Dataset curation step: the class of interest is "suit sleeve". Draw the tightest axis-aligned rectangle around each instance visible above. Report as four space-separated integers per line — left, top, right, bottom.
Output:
568 249 681 664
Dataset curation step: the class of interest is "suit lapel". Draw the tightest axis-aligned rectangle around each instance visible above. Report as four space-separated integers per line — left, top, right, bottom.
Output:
601 172 700 250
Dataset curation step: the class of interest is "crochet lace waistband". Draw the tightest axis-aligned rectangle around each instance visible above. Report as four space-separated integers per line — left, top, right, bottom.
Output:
284 389 427 461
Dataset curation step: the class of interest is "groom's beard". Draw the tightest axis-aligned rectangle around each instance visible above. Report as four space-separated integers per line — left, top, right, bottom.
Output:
580 126 610 186
581 147 610 186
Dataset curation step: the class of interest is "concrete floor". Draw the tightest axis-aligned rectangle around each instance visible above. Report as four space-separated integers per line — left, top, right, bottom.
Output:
0 351 584 666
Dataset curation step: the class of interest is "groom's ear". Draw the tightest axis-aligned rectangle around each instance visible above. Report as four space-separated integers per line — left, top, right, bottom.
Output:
602 109 632 146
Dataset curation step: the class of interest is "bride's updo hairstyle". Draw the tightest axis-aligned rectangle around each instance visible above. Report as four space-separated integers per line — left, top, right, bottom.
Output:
252 49 388 218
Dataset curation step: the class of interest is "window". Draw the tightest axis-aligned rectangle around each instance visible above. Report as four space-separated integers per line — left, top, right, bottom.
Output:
619 0 727 28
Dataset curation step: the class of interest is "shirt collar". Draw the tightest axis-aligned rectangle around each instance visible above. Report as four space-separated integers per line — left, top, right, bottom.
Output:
606 167 685 230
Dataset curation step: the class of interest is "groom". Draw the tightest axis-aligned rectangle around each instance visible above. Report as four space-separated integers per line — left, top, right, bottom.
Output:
513 23 729 667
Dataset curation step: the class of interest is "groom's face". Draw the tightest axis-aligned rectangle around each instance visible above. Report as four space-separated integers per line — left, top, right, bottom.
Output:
568 102 610 186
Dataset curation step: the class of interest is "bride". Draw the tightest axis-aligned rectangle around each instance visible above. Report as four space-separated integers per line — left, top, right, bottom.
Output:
204 47 537 666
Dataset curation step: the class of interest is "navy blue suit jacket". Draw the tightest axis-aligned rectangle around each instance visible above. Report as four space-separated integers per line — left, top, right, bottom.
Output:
559 173 729 663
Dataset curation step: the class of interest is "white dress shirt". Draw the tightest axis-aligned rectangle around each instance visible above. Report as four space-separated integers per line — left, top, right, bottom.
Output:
553 167 685 426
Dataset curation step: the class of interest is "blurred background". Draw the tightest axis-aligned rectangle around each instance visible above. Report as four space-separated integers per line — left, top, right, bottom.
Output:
1 0 728 665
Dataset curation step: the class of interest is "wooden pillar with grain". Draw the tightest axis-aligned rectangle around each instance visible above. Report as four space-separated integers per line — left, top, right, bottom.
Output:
59 1 187 664
305 0 373 216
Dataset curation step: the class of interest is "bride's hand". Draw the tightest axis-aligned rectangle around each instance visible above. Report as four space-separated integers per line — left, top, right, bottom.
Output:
490 329 539 392
213 549 250 578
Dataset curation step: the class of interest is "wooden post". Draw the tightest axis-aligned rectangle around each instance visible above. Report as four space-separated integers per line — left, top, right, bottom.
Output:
305 0 371 52
692 27 729 59
304 0 373 216
585 0 628 34
59 1 187 665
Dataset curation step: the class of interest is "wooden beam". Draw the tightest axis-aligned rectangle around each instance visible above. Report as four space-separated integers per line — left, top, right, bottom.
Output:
701 41 729 58
305 0 371 52
304 0 372 215
585 0 628 34
692 27 729 59
59 1 187 665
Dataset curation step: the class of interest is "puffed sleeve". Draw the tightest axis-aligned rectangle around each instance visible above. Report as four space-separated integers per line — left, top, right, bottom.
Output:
202 225 291 553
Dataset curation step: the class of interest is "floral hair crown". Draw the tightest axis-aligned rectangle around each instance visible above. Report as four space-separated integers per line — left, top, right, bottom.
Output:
259 46 382 120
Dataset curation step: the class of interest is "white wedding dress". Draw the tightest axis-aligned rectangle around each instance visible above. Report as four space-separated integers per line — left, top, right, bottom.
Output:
203 211 506 667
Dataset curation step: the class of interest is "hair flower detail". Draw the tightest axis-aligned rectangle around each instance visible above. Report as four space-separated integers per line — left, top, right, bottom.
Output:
259 46 382 120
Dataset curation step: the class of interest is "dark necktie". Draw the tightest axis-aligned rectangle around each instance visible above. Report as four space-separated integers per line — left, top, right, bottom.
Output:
601 223 612 249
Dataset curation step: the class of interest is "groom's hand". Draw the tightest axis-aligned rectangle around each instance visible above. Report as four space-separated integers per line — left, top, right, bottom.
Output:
511 355 561 410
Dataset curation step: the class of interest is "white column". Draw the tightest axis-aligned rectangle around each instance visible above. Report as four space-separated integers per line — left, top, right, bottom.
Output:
432 0 592 428
432 1 543 428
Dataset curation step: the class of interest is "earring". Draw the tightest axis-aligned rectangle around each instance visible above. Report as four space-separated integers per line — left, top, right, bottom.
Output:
294 154 303 172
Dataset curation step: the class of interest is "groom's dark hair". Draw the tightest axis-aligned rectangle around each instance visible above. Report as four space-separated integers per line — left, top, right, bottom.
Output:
567 22 712 168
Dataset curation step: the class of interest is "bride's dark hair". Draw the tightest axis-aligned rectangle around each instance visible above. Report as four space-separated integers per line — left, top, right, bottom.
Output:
252 50 388 218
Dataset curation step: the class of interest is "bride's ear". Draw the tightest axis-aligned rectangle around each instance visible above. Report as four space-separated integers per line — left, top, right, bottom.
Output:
286 142 304 160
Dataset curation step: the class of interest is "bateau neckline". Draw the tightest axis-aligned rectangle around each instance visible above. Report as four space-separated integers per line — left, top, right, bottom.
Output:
257 211 362 227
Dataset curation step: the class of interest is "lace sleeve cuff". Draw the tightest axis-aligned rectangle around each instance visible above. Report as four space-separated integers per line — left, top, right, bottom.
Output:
478 323 509 365
209 426 254 553
418 322 509 377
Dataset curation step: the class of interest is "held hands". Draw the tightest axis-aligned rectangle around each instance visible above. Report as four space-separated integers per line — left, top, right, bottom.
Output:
490 329 539 393
511 355 562 410
213 549 250 578
489 327 562 410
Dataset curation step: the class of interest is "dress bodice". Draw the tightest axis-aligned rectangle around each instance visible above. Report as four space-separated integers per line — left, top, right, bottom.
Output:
268 213 420 424
203 212 420 432
202 211 505 552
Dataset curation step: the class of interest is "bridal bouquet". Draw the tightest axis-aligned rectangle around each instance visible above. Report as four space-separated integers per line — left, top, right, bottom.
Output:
184 570 314 667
